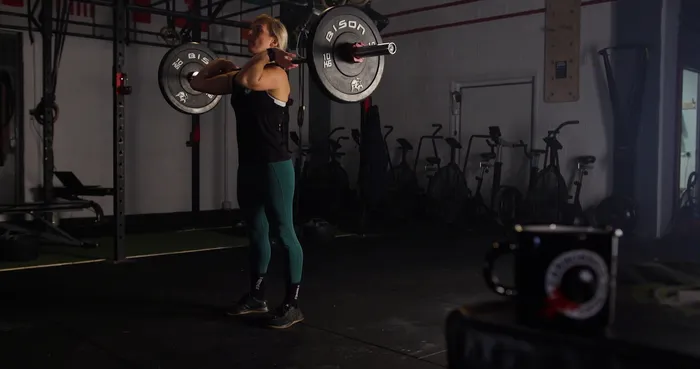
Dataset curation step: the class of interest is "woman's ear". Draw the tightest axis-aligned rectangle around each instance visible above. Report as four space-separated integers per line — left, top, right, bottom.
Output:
271 37 279 49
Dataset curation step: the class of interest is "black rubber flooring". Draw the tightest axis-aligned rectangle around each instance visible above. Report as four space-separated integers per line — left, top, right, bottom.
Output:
1 229 700 369
0 230 496 369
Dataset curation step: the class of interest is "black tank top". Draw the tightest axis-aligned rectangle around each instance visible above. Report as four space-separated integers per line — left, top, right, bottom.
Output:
231 68 290 165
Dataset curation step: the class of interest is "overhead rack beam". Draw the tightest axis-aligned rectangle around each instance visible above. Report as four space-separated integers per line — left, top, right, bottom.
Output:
0 11 249 57
216 1 283 20
70 0 252 29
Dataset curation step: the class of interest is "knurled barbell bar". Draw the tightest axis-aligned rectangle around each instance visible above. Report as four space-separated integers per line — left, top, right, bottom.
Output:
183 41 396 80
157 5 397 115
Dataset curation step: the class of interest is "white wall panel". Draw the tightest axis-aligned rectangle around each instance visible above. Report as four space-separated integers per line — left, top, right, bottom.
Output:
331 0 615 210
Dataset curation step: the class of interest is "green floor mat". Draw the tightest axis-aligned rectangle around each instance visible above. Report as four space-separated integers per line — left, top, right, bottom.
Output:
0 230 248 272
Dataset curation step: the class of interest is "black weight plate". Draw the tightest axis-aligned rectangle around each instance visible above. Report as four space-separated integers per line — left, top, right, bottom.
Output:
307 5 385 103
158 42 222 115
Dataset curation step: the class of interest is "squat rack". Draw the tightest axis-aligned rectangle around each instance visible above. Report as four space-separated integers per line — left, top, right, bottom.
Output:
0 0 282 262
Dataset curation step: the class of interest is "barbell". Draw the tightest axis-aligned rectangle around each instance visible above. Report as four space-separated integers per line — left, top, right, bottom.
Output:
157 5 397 115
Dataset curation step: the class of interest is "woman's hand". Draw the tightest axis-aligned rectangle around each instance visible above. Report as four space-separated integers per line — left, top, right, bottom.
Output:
212 58 240 74
268 48 299 70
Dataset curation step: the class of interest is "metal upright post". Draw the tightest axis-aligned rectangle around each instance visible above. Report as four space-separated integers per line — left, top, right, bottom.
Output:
113 0 127 261
190 0 202 218
40 0 54 203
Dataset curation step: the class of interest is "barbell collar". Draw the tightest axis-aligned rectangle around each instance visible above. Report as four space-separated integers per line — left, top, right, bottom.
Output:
352 42 397 58
290 42 397 65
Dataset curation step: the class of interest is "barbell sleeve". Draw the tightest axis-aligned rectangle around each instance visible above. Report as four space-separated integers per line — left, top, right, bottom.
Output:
352 42 398 58
289 42 397 65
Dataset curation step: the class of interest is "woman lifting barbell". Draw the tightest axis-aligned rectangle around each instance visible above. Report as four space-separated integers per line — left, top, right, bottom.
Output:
190 14 303 329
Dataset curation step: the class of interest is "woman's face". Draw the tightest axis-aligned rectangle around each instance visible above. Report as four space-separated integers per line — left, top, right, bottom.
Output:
247 21 277 55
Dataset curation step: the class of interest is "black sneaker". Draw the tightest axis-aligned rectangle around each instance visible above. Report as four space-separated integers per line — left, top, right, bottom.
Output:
226 294 269 316
267 304 304 329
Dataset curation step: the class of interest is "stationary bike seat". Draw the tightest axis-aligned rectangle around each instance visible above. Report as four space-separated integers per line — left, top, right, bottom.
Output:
426 157 441 165
577 155 596 165
396 138 414 151
480 152 497 161
444 137 463 150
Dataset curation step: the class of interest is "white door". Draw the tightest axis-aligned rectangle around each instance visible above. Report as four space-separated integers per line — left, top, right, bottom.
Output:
459 80 534 204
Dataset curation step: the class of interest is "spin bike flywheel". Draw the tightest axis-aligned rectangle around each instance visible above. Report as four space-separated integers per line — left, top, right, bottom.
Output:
493 185 523 229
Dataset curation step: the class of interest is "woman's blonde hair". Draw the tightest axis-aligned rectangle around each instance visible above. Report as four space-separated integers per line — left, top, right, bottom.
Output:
254 14 289 51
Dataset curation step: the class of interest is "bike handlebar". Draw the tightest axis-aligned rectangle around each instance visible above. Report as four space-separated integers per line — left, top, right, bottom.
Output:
431 124 443 136
383 125 394 143
520 144 530 158
329 126 346 137
498 138 526 148
549 120 579 136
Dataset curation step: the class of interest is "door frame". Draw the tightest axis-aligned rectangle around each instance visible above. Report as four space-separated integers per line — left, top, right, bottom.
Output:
0 30 24 205
675 24 700 214
450 76 537 167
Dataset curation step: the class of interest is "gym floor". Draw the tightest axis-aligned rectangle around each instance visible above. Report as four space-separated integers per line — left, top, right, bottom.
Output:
1 228 699 369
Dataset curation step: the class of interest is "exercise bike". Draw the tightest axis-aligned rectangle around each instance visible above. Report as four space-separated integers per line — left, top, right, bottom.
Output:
387 136 420 220
667 172 698 234
461 127 525 229
516 144 546 223
425 133 471 224
414 124 444 217
484 127 527 229
461 131 497 226
462 141 497 226
528 120 579 224
415 123 444 179
562 155 596 225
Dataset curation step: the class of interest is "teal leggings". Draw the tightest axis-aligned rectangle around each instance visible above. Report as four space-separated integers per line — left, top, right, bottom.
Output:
238 159 303 284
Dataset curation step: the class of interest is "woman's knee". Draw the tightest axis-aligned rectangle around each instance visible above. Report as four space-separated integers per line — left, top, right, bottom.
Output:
277 224 301 247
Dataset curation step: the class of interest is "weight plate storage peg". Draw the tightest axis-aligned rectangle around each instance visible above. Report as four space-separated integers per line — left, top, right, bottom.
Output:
306 6 388 103
158 42 223 115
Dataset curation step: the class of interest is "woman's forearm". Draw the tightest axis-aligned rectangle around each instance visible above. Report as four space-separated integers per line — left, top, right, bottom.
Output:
198 59 232 79
236 52 270 87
